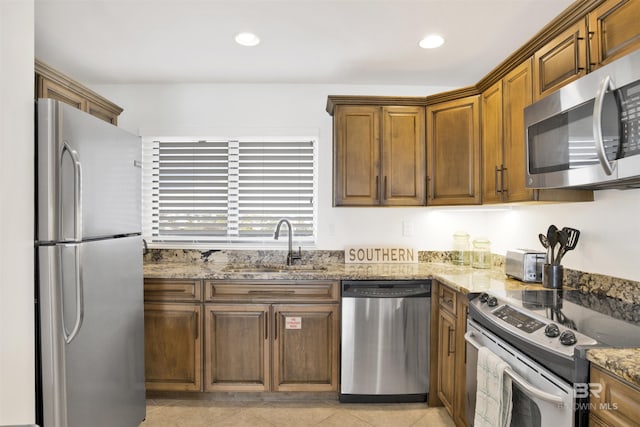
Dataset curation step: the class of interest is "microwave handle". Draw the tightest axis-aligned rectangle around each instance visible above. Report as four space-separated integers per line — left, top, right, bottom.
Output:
593 75 616 176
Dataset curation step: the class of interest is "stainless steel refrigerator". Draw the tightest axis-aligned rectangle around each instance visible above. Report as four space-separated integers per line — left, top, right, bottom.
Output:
35 99 146 427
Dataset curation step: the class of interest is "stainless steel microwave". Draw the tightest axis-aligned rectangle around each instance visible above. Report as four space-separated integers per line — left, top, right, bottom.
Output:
525 50 640 190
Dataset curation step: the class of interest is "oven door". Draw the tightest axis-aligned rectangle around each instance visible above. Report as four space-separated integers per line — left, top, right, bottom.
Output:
465 320 574 427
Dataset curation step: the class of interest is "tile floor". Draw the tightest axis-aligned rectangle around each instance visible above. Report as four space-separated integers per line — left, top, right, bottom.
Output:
141 399 456 427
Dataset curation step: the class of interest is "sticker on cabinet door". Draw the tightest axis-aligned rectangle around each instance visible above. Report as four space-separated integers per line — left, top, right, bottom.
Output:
285 317 302 329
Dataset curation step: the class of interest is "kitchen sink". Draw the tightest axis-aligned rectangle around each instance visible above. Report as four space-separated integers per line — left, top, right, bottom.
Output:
222 264 328 273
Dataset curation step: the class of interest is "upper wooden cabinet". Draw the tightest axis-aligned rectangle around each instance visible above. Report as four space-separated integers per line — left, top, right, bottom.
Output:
426 95 481 206
533 0 640 100
533 19 588 101
35 59 123 125
482 60 594 204
327 96 426 206
588 0 640 70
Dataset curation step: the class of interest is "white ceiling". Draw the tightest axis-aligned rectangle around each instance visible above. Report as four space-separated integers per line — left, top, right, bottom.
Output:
35 0 575 87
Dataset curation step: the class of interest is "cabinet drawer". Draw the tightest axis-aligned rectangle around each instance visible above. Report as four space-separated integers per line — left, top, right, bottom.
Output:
144 279 202 302
438 285 457 315
590 366 640 427
205 280 339 303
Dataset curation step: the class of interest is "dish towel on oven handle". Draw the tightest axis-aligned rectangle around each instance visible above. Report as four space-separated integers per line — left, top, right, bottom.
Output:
474 346 513 427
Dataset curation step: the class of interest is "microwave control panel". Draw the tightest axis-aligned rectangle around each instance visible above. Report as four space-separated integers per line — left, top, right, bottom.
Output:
620 80 640 155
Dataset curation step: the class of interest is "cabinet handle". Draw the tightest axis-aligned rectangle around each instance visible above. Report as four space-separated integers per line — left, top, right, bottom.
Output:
265 312 268 340
447 326 455 356
375 176 380 201
501 167 508 199
426 176 434 200
383 176 388 200
274 314 278 340
248 290 296 295
194 311 199 340
494 166 502 195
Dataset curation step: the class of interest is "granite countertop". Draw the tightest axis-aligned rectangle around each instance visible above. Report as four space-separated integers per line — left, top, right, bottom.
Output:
144 258 640 388
143 260 550 294
587 348 640 388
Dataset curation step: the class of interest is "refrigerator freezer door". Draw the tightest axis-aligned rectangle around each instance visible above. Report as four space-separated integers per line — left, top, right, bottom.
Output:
38 236 145 427
37 99 141 243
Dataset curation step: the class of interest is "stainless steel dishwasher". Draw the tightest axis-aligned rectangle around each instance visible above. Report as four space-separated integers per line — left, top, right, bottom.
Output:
339 280 431 403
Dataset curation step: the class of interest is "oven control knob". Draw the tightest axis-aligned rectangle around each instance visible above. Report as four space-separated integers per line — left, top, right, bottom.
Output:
480 293 489 303
545 323 560 337
559 330 577 346
487 296 498 307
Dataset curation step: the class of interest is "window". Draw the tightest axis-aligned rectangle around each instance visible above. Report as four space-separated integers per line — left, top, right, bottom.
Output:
142 137 317 248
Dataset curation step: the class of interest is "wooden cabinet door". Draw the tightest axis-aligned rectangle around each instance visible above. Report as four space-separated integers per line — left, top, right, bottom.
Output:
426 96 481 206
453 297 469 427
333 105 381 206
203 304 270 392
437 308 456 414
144 302 202 391
588 0 640 69
590 366 640 427
533 19 588 100
272 304 339 392
503 59 534 203
481 81 505 204
381 106 426 205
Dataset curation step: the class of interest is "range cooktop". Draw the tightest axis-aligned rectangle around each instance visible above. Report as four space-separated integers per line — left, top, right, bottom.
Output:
468 288 640 383
469 288 640 363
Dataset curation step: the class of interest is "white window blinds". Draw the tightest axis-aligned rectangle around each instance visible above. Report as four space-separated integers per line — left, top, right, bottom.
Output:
142 137 316 247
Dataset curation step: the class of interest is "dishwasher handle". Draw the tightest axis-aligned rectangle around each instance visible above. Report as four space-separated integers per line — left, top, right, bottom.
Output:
342 281 431 298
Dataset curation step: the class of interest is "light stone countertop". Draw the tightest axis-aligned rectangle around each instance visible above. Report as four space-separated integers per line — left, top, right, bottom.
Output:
587 348 640 388
143 259 640 388
143 260 549 294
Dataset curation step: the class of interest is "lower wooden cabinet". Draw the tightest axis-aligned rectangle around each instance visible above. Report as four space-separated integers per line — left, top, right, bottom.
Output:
589 365 640 427
203 302 339 393
204 304 270 392
272 304 339 392
144 278 340 394
144 302 202 391
437 308 456 411
434 281 469 427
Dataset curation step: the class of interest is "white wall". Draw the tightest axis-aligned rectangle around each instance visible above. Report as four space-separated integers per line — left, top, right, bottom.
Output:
0 0 35 424
95 83 640 283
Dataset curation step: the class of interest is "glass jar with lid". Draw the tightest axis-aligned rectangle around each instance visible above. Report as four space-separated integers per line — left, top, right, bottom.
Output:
472 238 491 269
452 232 470 266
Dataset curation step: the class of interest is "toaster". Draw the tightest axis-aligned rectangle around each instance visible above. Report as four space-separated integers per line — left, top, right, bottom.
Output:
505 249 546 282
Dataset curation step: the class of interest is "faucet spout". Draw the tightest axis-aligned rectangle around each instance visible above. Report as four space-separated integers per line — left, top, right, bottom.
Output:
274 218 301 265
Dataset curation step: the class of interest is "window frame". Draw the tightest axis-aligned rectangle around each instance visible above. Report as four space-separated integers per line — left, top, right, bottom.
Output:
141 135 318 250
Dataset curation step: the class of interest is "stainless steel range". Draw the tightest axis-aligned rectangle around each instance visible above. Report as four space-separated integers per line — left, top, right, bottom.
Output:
465 288 640 427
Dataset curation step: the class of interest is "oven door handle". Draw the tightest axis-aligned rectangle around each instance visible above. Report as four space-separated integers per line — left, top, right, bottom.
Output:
465 331 565 407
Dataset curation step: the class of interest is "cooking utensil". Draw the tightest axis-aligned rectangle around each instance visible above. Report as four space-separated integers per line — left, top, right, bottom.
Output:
546 225 558 264
539 233 551 264
556 227 580 264
555 229 569 265
539 233 549 248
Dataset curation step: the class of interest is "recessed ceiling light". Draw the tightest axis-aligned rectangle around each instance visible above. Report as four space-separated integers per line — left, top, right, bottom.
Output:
419 34 445 49
235 32 260 47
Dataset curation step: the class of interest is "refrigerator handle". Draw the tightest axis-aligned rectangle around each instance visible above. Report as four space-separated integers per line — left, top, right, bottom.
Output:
60 141 83 241
62 244 85 344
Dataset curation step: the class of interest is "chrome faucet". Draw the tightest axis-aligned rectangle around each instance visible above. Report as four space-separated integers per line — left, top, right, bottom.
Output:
274 218 301 266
